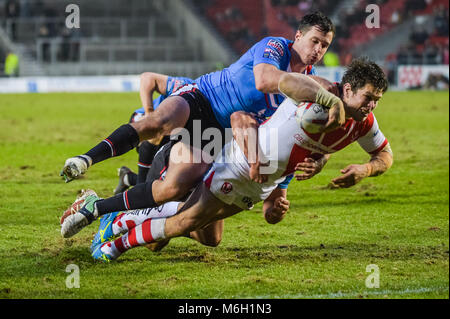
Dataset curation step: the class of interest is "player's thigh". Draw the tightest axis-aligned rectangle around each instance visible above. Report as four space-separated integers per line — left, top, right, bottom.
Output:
131 96 190 139
165 142 211 190
210 204 242 222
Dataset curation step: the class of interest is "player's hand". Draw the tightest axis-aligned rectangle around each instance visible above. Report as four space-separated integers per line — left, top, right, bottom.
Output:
320 100 345 133
294 157 323 181
147 135 164 146
264 197 290 224
330 164 369 188
250 162 269 184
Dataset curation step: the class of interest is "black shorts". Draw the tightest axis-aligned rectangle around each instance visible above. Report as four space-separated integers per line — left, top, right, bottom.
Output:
144 140 176 183
172 84 226 151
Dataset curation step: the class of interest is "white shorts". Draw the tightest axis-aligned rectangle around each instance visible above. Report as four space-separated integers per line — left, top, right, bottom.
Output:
203 141 280 210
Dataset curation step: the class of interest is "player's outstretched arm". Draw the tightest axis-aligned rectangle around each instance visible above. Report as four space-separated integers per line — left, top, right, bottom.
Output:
294 154 331 181
263 188 289 224
278 73 345 132
253 63 287 93
331 144 393 188
139 72 169 115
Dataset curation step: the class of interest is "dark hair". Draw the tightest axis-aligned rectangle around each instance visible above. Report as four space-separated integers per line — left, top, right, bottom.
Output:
298 11 335 37
342 57 389 93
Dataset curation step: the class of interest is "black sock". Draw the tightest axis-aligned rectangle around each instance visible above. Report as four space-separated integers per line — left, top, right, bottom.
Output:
85 124 139 165
95 181 156 216
137 141 159 184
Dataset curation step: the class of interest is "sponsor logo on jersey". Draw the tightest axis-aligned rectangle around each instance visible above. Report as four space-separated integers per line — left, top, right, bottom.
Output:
263 48 282 63
221 182 233 194
294 133 330 154
264 47 279 56
267 39 284 56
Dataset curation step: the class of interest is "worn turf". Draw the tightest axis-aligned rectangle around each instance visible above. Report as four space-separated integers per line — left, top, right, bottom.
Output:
0 91 448 299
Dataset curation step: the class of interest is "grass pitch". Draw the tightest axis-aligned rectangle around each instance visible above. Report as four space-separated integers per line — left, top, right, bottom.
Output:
0 91 448 299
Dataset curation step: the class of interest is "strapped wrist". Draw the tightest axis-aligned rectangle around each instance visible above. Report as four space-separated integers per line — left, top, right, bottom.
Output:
315 86 341 109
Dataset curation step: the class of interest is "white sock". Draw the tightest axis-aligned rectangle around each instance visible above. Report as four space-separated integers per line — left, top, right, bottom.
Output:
112 201 180 235
103 218 167 259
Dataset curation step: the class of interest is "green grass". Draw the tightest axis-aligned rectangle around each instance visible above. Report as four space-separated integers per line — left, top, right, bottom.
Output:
0 91 448 299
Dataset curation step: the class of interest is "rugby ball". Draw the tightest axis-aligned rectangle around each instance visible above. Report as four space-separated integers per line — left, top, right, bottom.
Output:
295 102 329 134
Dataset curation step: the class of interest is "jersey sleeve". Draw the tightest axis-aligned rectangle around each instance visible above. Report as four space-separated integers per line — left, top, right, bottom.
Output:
253 38 290 70
277 174 294 189
357 114 389 155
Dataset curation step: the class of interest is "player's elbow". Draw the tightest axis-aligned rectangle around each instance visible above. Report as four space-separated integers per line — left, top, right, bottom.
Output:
230 111 242 126
140 72 156 86
263 209 285 224
255 76 271 92
201 235 222 247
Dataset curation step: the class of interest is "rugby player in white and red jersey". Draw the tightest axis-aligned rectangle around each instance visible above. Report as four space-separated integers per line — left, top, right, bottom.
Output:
74 57 393 261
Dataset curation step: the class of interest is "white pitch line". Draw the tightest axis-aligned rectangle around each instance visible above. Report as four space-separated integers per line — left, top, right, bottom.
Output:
230 286 449 299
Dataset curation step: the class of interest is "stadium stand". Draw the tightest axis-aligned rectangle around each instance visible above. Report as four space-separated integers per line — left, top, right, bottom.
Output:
0 0 235 77
194 0 339 55
197 0 448 86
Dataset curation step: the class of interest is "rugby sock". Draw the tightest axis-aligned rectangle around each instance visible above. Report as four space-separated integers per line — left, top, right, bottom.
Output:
137 141 159 184
111 202 180 235
102 218 167 258
84 124 140 165
95 181 156 216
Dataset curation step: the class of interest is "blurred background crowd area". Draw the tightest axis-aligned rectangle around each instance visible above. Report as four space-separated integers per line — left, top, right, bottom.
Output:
0 0 448 85
196 0 448 65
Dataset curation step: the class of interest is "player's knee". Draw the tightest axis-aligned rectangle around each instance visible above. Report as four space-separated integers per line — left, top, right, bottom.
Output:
132 116 164 139
140 72 155 85
201 234 222 247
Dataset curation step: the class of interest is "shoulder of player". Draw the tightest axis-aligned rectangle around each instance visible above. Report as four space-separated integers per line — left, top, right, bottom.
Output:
356 112 378 137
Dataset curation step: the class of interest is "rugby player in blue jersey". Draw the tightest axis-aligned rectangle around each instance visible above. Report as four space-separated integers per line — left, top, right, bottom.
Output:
60 12 344 229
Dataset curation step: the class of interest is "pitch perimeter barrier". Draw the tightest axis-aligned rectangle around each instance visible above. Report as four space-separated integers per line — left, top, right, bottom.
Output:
0 68 345 93
1 66 448 93
0 75 140 93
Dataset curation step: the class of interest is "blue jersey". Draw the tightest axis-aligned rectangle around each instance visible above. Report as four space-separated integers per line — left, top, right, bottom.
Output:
196 37 317 128
134 76 194 114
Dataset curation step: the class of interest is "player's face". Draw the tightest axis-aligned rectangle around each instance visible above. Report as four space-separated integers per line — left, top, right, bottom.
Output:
342 83 383 121
293 27 333 66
